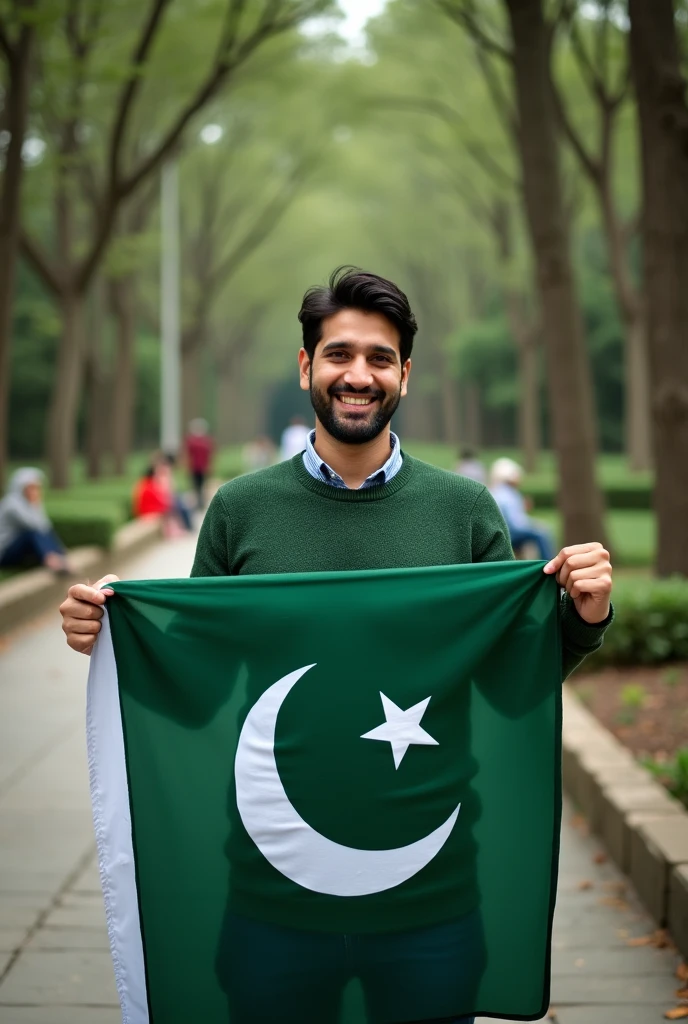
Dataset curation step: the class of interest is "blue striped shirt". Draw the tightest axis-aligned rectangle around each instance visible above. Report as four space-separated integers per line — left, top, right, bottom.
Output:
302 430 403 489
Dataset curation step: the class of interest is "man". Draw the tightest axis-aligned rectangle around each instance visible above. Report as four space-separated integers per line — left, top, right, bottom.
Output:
61 267 612 1024
490 456 555 561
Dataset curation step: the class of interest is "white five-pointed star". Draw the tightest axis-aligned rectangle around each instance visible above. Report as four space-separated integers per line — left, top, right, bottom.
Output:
361 693 439 769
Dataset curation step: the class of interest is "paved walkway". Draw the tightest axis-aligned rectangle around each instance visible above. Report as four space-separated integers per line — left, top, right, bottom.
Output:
0 535 682 1023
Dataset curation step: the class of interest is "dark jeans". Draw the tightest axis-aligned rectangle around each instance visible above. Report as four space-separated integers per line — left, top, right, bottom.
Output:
509 523 555 561
217 909 484 1024
0 528 64 567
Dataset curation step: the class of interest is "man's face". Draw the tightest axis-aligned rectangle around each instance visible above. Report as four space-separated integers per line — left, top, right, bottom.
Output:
298 309 411 445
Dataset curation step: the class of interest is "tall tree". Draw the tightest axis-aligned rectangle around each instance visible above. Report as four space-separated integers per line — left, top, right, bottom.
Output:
0 0 37 487
628 0 688 576
438 0 607 543
551 8 651 471
20 0 327 487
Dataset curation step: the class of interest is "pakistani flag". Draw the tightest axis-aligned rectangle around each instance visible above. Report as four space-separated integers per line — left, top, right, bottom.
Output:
87 561 561 1024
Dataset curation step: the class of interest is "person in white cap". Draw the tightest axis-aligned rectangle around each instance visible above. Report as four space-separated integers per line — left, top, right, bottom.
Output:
489 457 555 560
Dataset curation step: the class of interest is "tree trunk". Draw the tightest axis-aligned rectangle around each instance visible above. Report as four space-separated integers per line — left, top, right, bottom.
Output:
516 322 540 473
628 0 688 576
598 183 653 472
625 313 653 472
504 0 606 544
494 203 541 472
463 382 482 449
440 365 461 446
84 281 107 479
181 324 204 429
110 275 137 475
46 291 85 488
0 30 33 488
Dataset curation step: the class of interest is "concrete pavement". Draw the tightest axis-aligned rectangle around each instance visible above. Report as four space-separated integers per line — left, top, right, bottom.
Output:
0 533 683 1023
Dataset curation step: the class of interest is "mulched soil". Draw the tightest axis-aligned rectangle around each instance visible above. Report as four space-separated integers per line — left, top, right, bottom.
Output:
570 662 688 759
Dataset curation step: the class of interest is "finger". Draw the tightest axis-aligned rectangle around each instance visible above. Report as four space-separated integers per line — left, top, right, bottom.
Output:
94 573 119 595
66 583 109 605
559 556 611 589
570 577 613 600
68 633 97 654
61 598 105 621
62 617 102 636
544 543 604 574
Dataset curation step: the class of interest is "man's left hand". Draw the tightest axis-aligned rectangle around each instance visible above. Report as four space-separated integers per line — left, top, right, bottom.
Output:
543 542 612 625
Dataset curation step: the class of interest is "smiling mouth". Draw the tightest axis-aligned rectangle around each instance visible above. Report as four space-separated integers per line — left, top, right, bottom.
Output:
335 395 377 407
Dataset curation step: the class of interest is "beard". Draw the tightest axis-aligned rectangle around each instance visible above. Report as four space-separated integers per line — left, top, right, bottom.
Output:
309 374 402 445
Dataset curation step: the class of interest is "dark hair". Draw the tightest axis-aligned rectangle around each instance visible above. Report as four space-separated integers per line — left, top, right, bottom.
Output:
298 266 417 363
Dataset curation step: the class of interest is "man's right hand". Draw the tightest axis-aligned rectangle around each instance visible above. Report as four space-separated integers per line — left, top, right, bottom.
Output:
60 574 120 655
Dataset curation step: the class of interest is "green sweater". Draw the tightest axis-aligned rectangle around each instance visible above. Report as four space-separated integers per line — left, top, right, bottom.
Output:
192 453 611 678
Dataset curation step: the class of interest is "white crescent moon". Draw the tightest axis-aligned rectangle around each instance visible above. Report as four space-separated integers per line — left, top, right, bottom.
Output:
234 664 461 897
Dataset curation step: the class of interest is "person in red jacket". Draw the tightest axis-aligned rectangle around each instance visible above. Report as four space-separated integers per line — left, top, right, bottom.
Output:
132 466 170 518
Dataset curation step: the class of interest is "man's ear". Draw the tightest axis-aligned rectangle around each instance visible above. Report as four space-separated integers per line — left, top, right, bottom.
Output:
298 348 311 392
400 358 412 397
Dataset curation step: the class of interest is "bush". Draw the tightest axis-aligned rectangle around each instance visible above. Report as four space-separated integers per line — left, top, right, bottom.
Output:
523 482 652 510
587 576 688 667
48 502 124 550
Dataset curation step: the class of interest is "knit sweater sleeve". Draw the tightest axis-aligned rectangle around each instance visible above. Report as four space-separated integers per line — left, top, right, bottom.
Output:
469 485 612 679
190 488 232 577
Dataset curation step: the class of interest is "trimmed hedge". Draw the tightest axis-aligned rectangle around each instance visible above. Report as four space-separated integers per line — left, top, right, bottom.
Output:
47 501 125 550
523 482 652 511
585 576 688 668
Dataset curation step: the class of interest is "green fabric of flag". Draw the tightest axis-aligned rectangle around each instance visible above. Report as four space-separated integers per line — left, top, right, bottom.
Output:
87 560 562 1024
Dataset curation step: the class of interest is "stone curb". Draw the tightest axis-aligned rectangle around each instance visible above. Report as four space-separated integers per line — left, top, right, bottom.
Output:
0 517 163 635
562 685 688 958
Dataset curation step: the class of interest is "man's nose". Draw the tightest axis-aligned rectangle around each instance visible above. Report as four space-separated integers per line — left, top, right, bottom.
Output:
342 357 374 389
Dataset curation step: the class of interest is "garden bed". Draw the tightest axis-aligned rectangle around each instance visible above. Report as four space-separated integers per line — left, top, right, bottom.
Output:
570 662 688 807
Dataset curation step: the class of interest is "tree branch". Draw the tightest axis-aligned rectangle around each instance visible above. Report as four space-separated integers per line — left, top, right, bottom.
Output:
20 231 63 295
0 21 14 60
550 75 601 183
108 0 172 187
475 44 519 144
209 159 313 294
373 94 517 190
434 0 512 61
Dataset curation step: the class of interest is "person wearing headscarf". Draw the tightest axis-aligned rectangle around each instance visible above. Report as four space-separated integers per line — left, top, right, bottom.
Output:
489 457 555 561
0 468 69 573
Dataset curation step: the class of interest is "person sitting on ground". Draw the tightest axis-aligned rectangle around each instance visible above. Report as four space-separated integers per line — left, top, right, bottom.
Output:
133 458 193 535
454 446 486 484
0 467 70 574
489 457 555 561
158 454 193 532
132 464 170 519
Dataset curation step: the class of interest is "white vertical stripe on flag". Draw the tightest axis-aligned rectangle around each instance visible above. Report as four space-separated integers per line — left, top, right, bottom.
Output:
87 607 149 1024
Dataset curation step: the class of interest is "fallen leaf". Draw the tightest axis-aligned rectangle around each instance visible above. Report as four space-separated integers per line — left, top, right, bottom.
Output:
627 929 671 948
593 851 608 864
676 988 688 999
679 964 688 983
578 879 594 890
664 1008 688 1020
599 896 629 911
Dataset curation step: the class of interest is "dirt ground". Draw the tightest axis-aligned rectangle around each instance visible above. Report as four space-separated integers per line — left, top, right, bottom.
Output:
570 661 688 760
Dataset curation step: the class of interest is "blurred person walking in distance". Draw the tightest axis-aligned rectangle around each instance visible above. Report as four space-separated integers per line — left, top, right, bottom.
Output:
280 414 310 461
185 418 214 510
489 457 554 560
0 468 69 574
454 446 486 484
